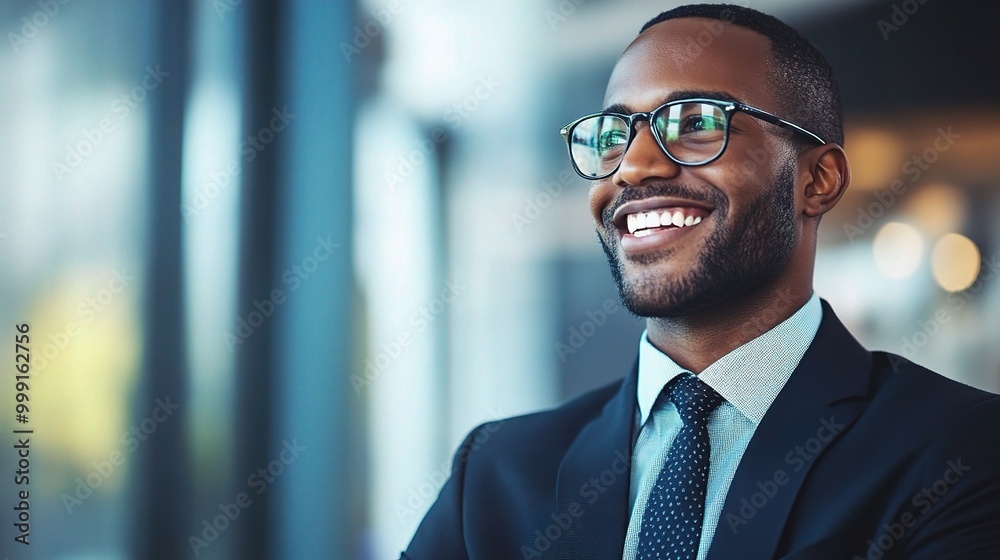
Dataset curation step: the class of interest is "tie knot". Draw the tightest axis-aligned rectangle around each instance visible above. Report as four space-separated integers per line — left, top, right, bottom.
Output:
666 372 723 425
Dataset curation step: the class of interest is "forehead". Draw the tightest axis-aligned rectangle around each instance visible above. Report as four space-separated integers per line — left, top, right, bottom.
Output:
604 18 776 111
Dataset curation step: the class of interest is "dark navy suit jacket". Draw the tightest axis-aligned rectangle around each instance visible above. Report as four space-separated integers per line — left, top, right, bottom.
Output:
402 301 1000 559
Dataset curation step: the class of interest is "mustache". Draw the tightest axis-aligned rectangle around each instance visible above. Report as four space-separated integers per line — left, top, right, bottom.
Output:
601 183 726 227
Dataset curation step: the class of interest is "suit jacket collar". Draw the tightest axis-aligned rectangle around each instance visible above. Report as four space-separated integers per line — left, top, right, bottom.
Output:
705 300 872 559
554 357 638 560
554 299 872 560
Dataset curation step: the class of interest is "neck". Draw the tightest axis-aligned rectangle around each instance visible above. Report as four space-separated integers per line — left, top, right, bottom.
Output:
645 281 813 374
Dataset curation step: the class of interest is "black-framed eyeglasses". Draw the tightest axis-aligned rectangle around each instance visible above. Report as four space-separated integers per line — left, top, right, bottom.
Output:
559 98 826 180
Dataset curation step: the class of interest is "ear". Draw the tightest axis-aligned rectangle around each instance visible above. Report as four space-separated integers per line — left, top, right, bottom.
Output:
800 144 850 219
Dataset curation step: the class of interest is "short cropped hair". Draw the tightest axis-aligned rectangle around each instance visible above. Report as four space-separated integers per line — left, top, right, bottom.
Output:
640 3 844 147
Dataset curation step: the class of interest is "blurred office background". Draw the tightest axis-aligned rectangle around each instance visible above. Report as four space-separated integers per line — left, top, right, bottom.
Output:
0 0 998 558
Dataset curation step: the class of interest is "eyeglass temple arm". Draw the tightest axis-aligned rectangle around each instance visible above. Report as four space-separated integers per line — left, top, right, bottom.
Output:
736 104 827 146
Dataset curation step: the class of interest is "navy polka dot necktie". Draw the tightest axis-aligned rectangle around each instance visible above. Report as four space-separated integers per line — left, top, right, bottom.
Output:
637 372 724 560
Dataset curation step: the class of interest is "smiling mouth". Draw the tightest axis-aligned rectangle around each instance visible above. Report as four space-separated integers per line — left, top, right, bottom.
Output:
607 195 717 254
624 207 708 237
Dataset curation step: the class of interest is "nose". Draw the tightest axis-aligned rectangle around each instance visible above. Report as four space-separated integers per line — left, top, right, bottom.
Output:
612 120 682 187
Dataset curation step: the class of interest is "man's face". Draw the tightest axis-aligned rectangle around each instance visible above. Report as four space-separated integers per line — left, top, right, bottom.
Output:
591 18 804 318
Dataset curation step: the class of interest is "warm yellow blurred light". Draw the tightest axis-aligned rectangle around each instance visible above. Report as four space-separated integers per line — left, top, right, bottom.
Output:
844 127 906 191
29 268 141 494
906 183 966 236
932 233 981 292
873 222 924 279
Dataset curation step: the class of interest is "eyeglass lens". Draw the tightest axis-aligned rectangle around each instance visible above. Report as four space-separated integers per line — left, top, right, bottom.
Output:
568 102 728 178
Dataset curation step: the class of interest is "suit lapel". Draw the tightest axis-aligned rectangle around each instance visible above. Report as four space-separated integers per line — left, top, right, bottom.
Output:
554 360 638 560
705 301 873 560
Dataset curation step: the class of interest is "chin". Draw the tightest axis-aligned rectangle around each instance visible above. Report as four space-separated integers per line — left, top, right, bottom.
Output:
609 257 710 318
606 237 782 320
618 278 719 318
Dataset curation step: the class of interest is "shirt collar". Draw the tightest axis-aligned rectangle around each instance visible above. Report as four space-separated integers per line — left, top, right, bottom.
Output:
636 292 823 426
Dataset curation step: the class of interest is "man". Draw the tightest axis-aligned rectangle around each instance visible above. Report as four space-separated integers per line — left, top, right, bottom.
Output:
401 4 1000 559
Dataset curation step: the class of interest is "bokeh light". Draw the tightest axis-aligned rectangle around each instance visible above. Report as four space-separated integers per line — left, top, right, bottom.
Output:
932 233 981 292
873 222 924 279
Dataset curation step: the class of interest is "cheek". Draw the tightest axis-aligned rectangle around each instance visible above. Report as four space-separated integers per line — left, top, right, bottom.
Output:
702 147 787 211
717 160 763 193
589 182 615 225
716 134 788 186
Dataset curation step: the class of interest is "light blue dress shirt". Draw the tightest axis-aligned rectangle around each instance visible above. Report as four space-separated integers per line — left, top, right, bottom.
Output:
622 293 823 560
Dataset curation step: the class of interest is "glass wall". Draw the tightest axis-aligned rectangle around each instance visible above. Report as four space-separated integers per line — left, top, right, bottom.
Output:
1 1 147 557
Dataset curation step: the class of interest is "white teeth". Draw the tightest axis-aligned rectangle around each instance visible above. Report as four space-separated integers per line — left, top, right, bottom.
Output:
625 209 707 236
671 211 685 227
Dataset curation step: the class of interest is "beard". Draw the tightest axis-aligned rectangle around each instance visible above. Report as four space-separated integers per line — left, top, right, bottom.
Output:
599 157 798 318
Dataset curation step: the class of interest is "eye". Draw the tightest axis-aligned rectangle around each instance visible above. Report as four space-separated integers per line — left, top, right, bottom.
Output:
656 103 726 142
596 129 628 153
680 114 725 134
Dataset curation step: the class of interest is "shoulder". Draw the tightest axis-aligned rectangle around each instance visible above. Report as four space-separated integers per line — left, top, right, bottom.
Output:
866 351 1000 453
862 355 1000 556
869 350 999 413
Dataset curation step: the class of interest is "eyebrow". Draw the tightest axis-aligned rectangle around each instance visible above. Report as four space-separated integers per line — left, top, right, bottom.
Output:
602 90 743 114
